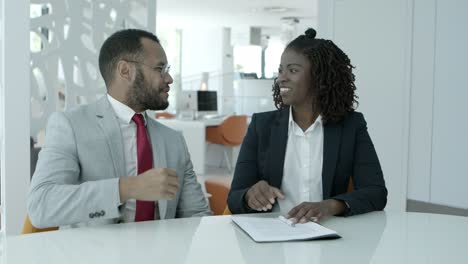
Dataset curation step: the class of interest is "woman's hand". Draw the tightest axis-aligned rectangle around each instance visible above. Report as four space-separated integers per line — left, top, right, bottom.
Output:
244 180 285 211
286 199 346 223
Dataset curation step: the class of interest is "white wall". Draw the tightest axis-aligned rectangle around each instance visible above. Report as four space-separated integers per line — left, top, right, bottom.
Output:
220 27 234 115
1 0 30 236
180 27 237 115
408 0 468 209
318 0 412 212
320 0 468 211
181 27 224 91
233 79 276 116
407 0 436 203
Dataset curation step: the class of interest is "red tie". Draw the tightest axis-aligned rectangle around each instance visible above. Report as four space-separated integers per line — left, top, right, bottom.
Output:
132 114 155 222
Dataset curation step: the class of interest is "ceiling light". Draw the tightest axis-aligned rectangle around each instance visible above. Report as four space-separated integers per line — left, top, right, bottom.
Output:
263 6 290 13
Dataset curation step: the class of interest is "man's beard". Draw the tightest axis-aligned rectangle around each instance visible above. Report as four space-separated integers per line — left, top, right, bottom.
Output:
127 67 169 111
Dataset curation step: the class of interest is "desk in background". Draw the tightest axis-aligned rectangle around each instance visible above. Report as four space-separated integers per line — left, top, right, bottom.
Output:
2 212 468 263
154 117 225 175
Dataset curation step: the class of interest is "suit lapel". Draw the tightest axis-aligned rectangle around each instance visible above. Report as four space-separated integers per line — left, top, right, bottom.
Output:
147 116 168 219
322 122 342 199
266 108 289 188
95 96 126 179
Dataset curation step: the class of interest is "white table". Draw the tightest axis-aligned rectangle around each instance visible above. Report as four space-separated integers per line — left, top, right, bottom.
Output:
1 212 468 263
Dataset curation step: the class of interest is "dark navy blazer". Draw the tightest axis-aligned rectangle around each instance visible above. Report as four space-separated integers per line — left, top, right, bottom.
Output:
227 107 387 216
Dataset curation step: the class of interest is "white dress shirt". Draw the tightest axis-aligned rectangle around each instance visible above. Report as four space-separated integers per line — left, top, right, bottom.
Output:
107 94 160 222
276 107 324 215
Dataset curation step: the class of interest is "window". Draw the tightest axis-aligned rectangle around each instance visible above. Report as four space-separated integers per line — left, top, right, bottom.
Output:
234 41 284 79
156 28 182 113
264 40 284 79
234 45 262 78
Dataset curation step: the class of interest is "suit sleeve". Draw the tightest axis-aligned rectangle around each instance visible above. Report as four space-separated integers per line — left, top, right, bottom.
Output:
227 114 261 214
332 113 388 216
175 132 212 217
28 112 121 228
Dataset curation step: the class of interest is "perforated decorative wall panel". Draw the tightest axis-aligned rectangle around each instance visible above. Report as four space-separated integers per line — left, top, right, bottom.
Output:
30 0 155 139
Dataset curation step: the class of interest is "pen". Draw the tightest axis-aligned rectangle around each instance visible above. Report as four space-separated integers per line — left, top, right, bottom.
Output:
278 215 296 227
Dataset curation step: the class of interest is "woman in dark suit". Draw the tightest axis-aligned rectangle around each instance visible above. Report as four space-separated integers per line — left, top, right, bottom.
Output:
227 28 387 223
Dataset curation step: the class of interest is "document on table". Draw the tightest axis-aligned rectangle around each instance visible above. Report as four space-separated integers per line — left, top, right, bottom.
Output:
231 216 340 243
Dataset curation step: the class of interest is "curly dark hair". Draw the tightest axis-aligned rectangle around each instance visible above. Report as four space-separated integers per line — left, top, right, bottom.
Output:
273 28 358 124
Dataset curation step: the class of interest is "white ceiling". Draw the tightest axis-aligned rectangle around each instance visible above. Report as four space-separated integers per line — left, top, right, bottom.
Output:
156 0 318 31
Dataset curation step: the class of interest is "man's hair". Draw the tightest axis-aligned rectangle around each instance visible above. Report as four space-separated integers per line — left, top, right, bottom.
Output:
98 29 160 87
273 28 359 124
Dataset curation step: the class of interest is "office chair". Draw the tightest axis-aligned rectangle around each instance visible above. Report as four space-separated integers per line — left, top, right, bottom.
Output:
205 115 247 172
204 178 232 215
22 215 58 234
223 207 232 215
155 112 175 119
347 178 354 193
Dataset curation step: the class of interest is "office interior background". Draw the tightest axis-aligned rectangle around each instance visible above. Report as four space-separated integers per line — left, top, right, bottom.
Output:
0 0 467 236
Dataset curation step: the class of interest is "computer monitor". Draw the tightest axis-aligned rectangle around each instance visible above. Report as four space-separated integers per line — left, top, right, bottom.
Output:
239 72 258 79
197 90 217 112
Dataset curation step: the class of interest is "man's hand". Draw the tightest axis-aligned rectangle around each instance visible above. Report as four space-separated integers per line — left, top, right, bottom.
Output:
286 199 346 223
244 180 285 211
119 168 179 202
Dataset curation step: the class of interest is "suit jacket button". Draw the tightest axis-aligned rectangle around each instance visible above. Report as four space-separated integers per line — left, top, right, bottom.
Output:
89 213 95 219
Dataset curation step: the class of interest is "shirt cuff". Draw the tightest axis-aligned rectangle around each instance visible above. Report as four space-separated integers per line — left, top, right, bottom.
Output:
343 201 351 214
114 177 123 207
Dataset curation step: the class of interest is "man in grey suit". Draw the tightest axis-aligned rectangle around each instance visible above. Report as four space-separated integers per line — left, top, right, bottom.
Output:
28 29 211 228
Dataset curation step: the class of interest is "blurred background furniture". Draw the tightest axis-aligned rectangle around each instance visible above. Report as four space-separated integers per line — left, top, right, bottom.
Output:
204 178 232 215
155 112 175 119
22 215 58 234
206 115 247 172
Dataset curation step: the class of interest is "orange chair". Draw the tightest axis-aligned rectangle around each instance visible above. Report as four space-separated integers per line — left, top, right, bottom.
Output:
347 177 354 193
155 112 175 119
22 215 58 234
205 178 232 215
223 207 232 215
206 115 247 172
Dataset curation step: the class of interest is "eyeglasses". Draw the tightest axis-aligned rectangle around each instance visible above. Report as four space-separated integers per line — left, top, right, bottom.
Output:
124 60 171 78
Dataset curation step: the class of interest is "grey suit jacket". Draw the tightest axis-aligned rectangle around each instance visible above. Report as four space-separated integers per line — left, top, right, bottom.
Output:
28 96 211 228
